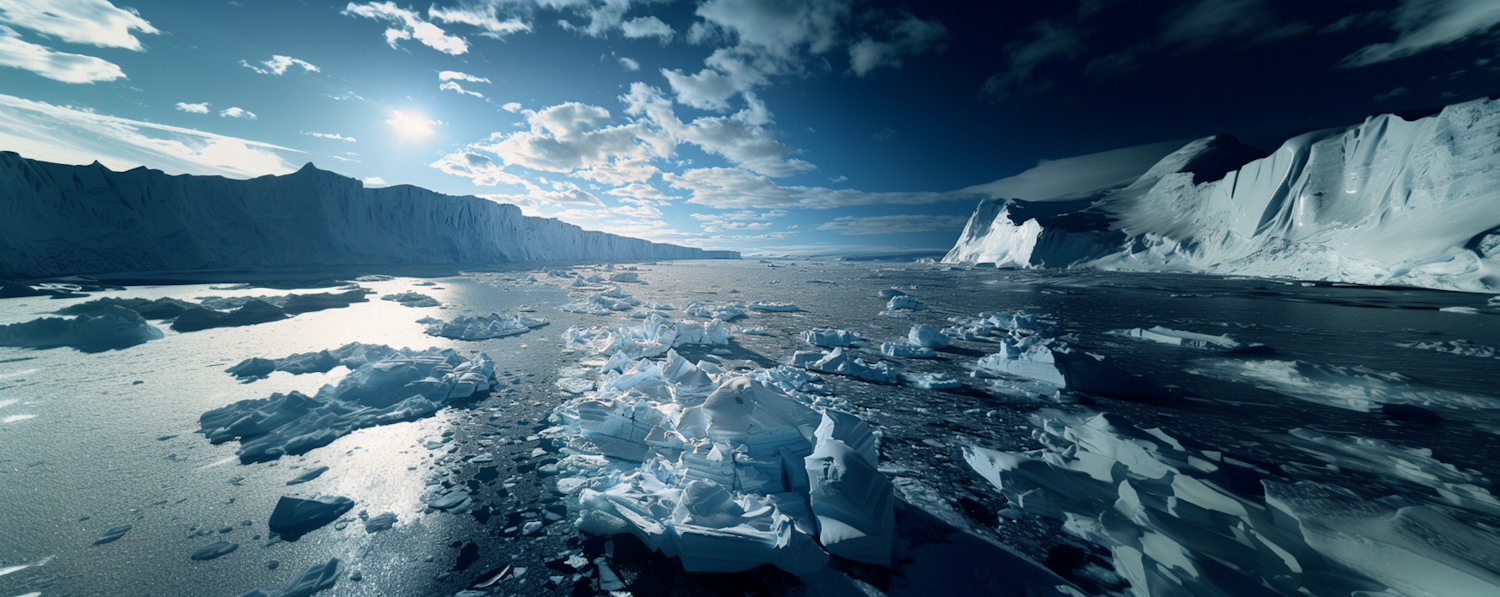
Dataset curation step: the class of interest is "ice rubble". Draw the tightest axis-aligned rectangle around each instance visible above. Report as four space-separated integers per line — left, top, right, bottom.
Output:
886 295 927 310
1188 359 1498 412
683 301 747 321
195 289 371 314
226 343 396 378
792 348 900 384
942 97 1500 293
0 306 163 350
561 313 730 360
421 313 549 340
801 328 865 348
1109 326 1241 350
963 411 1500 597
199 347 494 462
880 342 936 358
550 342 895 573
0 154 735 279
904 372 962 390
1398 339 1500 359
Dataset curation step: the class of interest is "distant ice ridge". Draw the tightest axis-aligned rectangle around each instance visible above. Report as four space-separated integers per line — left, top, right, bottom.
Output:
421 313 549 340
550 346 895 574
199 347 494 463
0 153 737 279
965 411 1500 597
943 97 1500 292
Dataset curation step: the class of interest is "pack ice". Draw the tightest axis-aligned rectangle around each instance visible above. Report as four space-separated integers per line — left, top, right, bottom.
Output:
199 347 494 462
964 411 1500 597
943 97 1500 292
0 305 163 350
561 313 729 360
0 153 736 279
551 343 895 573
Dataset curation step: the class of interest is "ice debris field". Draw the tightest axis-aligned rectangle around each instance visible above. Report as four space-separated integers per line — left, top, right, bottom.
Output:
1 260 1498 597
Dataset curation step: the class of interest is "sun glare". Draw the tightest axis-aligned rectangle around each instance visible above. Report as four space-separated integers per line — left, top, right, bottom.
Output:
386 110 435 140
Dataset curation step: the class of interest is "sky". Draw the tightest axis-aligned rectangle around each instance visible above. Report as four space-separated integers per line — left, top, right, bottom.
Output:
2 0 1499 259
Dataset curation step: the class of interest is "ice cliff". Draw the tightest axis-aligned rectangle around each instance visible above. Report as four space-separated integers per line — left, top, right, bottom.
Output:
0 153 738 278
944 96 1500 292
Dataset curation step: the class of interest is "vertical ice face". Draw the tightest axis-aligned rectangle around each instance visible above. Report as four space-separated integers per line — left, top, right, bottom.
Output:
0 154 737 278
943 96 1500 292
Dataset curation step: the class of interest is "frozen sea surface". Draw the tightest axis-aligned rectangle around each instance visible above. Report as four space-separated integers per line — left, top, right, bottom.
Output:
1 261 1497 597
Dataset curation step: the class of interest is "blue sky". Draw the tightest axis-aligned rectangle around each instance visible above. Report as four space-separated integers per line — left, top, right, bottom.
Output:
2 0 1499 258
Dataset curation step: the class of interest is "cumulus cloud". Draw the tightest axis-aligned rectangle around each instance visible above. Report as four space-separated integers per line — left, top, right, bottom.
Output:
848 12 947 76
621 15 673 41
691 209 786 232
440 80 484 98
241 55 319 75
0 26 126 83
428 4 530 39
572 158 660 186
175 102 209 113
618 56 640 71
501 102 522 112
607 182 678 203
430 151 539 188
0 93 299 178
960 139 1187 201
219 106 256 119
306 131 356 142
475 101 672 174
1339 0 1500 67
0 0 158 50
661 67 740 111
622 83 812 176
343 2 469 55
439 70 490 83
664 167 967 209
815 214 967 235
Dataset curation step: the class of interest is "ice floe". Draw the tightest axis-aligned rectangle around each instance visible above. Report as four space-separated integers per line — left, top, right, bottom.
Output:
172 300 288 332
745 302 799 312
683 301 747 321
793 348 899 384
199 347 494 462
976 335 1157 395
380 292 440 308
730 325 769 336
226 343 396 379
1188 359 1497 412
0 306 163 350
1109 326 1241 350
880 342 936 358
421 313 549 340
801 328 865 348
190 541 238 560
904 372 962 390
286 466 329 485
885 295 926 310
907 324 949 349
238 558 340 597
56 296 195 319
93 524 132 545
268 495 353 540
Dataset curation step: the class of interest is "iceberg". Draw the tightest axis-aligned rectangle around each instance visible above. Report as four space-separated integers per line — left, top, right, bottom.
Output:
885 295 926 310
800 328 865 348
267 495 353 540
199 347 494 462
55 296 195 319
422 313 549 340
380 292 439 308
907 324 949 349
0 153 736 279
1110 326 1241 350
792 348 899 384
879 342 936 358
0 306 163 350
976 335 1156 395
943 97 1500 292
745 302 799 312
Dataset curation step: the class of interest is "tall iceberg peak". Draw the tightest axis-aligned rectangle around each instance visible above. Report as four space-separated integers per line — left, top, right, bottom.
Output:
0 153 737 278
944 96 1500 292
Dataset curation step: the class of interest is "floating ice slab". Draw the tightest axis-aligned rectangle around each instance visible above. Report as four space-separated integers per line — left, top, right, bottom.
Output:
731 325 768 336
1188 359 1497 412
56 296 195 319
0 306 163 350
172 300 288 332
907 324 949 349
609 273 640 283
94 524 132 545
238 558 340 597
880 342 936 358
878 289 905 298
745 302 799 312
976 335 1154 395
286 466 329 485
226 343 397 378
801 328 864 348
363 512 397 533
200 347 494 462
268 496 352 540
682 302 747 321
428 490 469 510
190 541 238 560
423 313 549 340
885 295 926 310
792 348 899 384
1110 326 1241 350
380 292 440 308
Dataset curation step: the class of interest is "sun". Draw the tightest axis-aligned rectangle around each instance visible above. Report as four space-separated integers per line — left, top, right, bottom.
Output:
386 110 435 140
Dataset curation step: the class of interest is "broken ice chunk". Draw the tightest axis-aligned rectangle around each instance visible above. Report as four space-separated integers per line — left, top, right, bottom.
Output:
286 466 329 485
885 296 926 310
238 558 340 597
363 512 397 533
879 342 936 358
805 437 894 565
801 328 864 348
94 524 132 545
609 273 640 283
423 313 549 340
731 325 769 335
380 292 440 308
428 490 469 510
1110 326 1241 350
172 300 288 332
745 302 799 312
907 324 949 349
792 348 898 384
976 335 1155 395
190 541 238 560
268 495 353 540
0 306 164 351
878 289 905 298
904 372 961 390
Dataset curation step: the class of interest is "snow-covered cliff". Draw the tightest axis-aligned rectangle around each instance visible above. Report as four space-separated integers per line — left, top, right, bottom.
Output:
0 154 737 278
944 97 1500 292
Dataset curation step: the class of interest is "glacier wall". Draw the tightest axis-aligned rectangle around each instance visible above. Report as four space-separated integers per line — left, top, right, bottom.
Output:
944 97 1500 292
0 154 737 278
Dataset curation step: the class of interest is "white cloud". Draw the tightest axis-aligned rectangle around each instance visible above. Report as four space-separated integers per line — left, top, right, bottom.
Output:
306 131 356 142
363 176 387 185
661 67 739 110
572 158 659 186
428 4 531 39
827 174 846 183
960 139 1187 201
815 214 966 235
332 155 360 162
695 0 847 59
621 16 673 41
691 209 786 232
1340 0 1500 67
607 182 678 203
622 83 811 176
343 2 469 55
501 102 522 113
240 55 319 75
0 0 158 50
476 101 672 173
175 102 209 113
0 26 126 83
439 70 490 83
440 80 484 98
0 93 300 178
665 167 966 209
219 106 256 119
848 13 946 76
618 56 640 71
430 151 538 188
